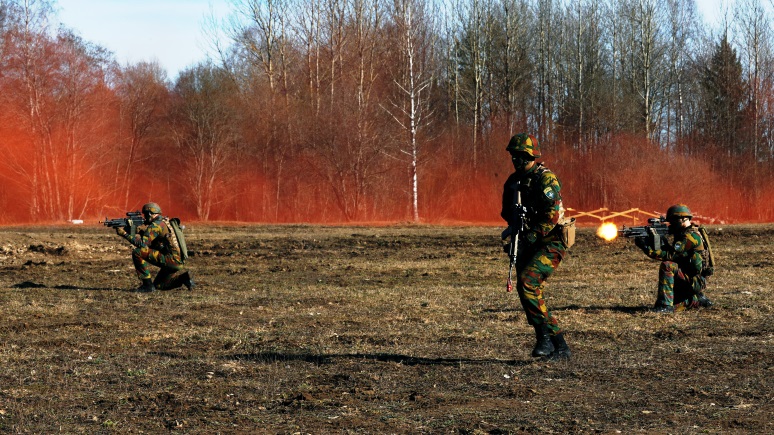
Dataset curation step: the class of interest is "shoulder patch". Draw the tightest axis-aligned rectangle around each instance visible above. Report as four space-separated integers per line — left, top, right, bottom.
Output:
538 170 560 201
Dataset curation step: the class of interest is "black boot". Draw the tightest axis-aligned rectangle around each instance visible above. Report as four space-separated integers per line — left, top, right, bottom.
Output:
697 293 713 308
531 324 555 358
136 278 156 293
651 304 674 313
546 333 571 361
180 272 195 291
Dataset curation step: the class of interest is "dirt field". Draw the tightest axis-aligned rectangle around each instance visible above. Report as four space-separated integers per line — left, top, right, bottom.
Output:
0 223 771 433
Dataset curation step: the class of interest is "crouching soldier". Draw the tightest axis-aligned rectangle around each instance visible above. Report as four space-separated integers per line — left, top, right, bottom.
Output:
116 202 194 292
635 204 713 313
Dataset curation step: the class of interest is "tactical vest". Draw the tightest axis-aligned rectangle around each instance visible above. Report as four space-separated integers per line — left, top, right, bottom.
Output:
519 163 565 227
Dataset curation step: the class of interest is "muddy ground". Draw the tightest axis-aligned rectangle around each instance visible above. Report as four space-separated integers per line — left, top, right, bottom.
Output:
0 223 771 433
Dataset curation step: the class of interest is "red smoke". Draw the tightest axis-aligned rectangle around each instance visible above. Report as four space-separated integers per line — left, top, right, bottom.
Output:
1 108 772 224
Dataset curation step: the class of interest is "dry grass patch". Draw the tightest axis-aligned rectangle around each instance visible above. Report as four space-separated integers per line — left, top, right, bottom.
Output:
0 224 771 432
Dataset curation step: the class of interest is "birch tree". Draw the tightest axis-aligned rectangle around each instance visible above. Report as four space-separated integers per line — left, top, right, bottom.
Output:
557 0 607 147
662 0 699 148
385 0 436 222
618 0 669 140
456 0 486 170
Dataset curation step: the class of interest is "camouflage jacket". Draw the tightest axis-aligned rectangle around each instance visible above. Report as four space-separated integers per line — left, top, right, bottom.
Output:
643 225 704 277
120 216 181 260
501 162 564 243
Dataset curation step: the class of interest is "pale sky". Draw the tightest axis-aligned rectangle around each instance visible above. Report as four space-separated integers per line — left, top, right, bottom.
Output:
695 0 730 26
57 0 231 80
56 0 730 81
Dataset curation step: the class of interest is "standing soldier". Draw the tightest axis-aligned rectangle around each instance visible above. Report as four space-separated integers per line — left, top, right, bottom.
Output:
501 133 572 361
115 202 194 292
635 204 713 312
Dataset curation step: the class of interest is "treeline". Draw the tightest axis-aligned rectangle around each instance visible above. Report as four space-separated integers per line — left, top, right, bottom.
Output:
0 0 772 224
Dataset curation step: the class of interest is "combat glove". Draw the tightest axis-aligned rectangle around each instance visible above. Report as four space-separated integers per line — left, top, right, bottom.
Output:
634 236 649 251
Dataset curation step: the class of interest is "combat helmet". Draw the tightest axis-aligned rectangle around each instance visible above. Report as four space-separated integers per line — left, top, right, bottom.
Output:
506 133 541 158
666 204 692 222
142 202 162 215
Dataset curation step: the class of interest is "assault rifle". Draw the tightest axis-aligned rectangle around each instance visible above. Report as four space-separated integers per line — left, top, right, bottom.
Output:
620 216 669 250
100 211 144 237
504 189 528 293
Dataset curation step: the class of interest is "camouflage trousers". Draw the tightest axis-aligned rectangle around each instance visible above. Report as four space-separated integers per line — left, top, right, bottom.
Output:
132 246 187 290
656 261 701 311
515 240 566 335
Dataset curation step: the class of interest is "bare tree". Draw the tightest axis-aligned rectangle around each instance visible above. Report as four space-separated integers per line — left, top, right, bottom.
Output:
556 0 608 147
734 0 773 162
1 0 55 220
533 0 559 139
0 1 10 58
113 61 170 209
331 0 389 220
293 0 323 114
224 0 295 220
616 0 670 140
54 30 113 220
1 1 113 220
171 63 241 220
662 0 699 148
456 0 487 170
385 0 437 222
493 0 531 134
227 0 287 93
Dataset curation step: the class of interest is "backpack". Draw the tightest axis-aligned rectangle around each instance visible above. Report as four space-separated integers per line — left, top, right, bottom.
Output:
697 225 715 276
164 217 189 261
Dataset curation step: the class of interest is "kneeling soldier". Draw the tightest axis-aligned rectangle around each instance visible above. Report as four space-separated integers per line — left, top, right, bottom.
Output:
116 202 194 292
635 204 713 312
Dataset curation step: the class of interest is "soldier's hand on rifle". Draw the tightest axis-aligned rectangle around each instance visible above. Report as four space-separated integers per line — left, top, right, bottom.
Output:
115 226 127 236
634 236 648 251
511 205 528 229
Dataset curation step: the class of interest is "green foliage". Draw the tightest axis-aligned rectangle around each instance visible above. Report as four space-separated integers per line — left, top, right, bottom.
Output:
701 36 747 149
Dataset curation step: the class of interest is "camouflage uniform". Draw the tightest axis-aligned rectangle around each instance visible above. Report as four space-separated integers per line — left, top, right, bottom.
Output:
502 163 567 333
118 215 188 290
639 225 707 311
